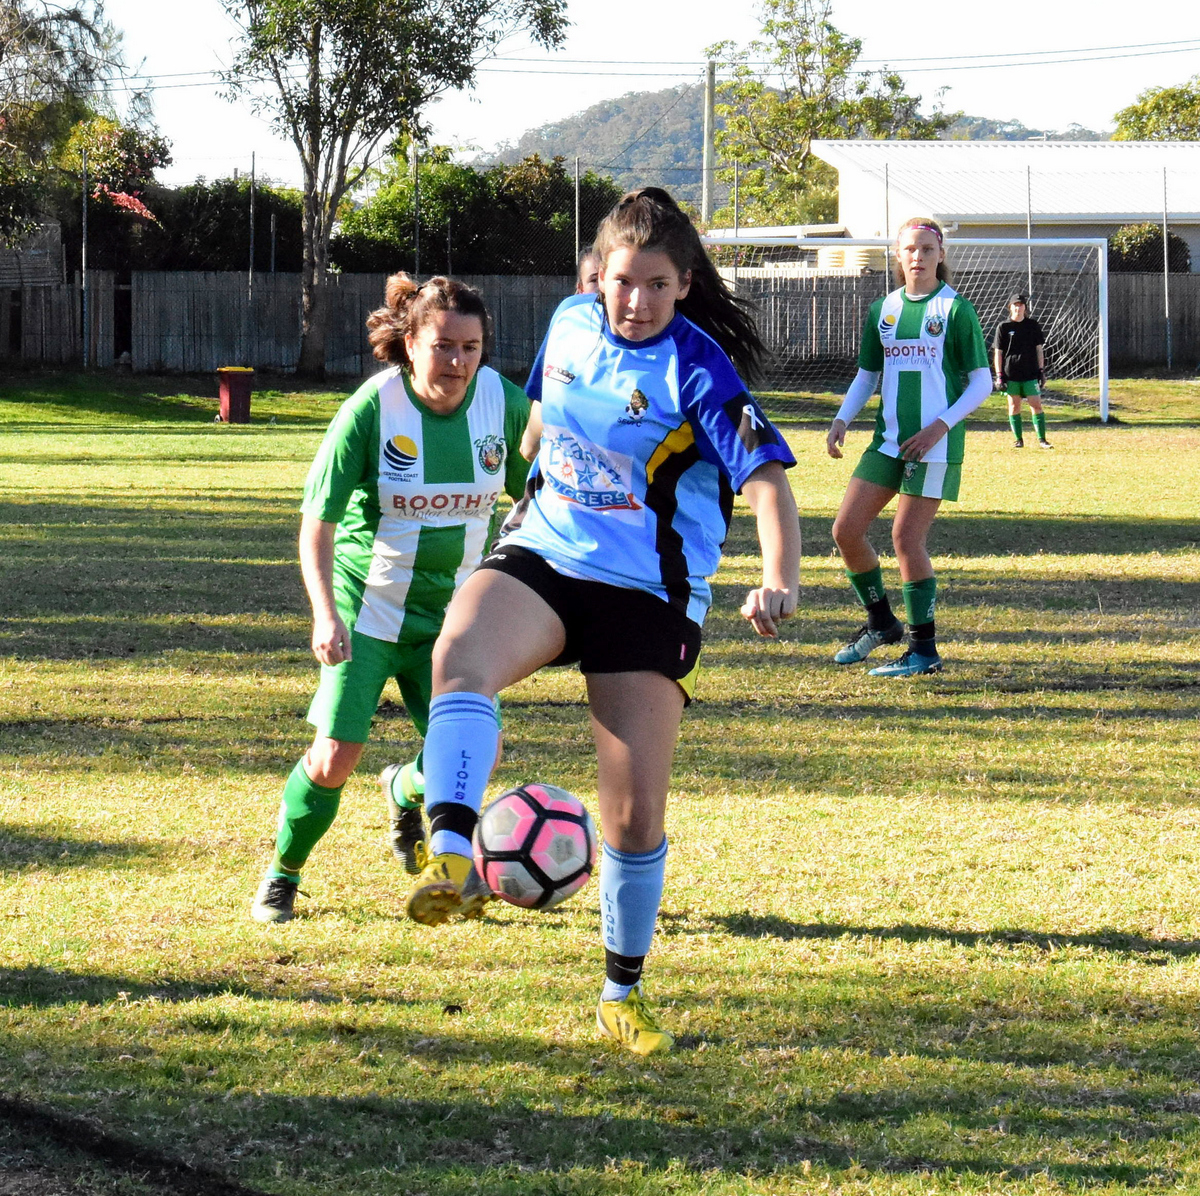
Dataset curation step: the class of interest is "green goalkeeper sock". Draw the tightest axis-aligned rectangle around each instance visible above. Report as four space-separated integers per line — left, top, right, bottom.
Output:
1032 411 1047 441
902 577 937 627
271 759 343 876
1008 414 1024 442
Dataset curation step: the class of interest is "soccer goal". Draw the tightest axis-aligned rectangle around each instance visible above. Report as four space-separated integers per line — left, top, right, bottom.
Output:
701 235 1109 421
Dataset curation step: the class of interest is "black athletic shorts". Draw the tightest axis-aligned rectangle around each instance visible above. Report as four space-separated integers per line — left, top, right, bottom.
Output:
478 546 703 700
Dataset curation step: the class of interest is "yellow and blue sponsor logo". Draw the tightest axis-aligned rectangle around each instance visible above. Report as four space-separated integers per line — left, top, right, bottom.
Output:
383 434 419 471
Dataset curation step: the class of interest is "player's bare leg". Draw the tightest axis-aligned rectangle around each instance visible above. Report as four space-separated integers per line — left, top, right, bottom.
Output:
588 671 683 1055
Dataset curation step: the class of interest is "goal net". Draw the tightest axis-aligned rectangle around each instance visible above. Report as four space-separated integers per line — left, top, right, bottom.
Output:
701 235 1109 420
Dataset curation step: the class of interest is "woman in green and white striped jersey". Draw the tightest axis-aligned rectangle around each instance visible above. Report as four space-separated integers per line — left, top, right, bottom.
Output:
251 274 531 923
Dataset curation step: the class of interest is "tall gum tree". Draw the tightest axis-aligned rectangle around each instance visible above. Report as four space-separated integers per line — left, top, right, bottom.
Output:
708 0 952 228
222 0 568 378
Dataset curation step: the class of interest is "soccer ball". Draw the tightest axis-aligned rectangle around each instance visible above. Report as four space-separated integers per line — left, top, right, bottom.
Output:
473 784 596 910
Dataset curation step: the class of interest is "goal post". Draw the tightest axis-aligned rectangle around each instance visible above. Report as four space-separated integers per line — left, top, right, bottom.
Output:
701 234 1109 422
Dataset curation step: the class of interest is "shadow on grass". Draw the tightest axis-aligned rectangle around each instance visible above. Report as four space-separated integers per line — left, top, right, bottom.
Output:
0 1035 1178 1193
726 511 1200 560
0 824 167 872
703 913 1200 958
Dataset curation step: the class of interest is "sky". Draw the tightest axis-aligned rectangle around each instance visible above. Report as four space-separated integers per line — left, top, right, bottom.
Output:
100 0 1200 190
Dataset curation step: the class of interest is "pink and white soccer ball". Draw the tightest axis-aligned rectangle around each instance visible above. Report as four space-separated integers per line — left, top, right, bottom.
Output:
473 783 596 909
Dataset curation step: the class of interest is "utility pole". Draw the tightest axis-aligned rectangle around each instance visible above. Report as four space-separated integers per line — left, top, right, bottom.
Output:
701 60 716 224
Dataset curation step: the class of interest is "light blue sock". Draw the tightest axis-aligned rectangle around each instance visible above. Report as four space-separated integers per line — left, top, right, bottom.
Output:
599 837 667 1001
423 691 499 857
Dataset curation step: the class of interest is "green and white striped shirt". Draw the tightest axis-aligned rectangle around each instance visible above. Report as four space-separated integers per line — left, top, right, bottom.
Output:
301 365 530 643
858 283 988 465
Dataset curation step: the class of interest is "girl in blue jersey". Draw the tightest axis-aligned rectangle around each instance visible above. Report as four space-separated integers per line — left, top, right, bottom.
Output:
405 187 802 1055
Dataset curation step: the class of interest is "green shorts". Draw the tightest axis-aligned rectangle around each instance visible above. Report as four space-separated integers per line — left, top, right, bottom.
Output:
852 447 961 503
1005 380 1040 398
307 625 437 744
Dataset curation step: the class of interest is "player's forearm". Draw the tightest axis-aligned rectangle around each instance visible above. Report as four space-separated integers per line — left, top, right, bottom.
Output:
744 464 801 596
834 368 880 426
298 515 340 621
940 368 994 430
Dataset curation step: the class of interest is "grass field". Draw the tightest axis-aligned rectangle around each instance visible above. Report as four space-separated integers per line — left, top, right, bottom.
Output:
2 371 1200 1195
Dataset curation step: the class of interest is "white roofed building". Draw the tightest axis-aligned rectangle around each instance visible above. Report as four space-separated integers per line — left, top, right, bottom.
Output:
811 139 1200 270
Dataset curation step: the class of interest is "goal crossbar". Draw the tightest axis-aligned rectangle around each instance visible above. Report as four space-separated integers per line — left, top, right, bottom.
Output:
702 235 1110 420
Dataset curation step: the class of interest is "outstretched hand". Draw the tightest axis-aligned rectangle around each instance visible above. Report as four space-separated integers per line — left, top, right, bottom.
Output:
741 586 797 639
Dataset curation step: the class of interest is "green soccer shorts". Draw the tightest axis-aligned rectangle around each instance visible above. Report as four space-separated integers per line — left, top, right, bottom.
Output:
307 626 437 744
852 447 961 503
1005 380 1040 398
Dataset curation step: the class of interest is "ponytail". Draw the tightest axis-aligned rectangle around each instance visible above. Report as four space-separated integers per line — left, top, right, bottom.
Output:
593 187 766 381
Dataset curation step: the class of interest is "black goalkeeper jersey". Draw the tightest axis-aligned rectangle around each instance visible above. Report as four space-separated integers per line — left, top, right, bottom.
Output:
993 317 1045 382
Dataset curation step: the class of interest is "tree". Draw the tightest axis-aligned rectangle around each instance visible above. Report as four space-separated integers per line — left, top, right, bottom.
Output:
708 0 954 227
1108 222 1190 273
332 151 621 275
1113 78 1200 141
222 0 568 377
57 115 171 223
0 0 125 239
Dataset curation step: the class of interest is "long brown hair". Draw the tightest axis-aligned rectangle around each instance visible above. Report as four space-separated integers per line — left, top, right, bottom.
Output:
592 187 766 381
892 216 953 288
366 274 492 367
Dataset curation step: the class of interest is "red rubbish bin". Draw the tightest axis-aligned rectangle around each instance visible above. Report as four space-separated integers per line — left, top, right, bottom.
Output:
217 367 254 423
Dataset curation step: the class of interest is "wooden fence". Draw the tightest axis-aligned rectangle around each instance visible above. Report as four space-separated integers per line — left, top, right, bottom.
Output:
0 270 1196 376
129 272 571 379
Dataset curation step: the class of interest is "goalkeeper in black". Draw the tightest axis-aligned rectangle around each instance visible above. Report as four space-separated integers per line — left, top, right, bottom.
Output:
993 294 1051 448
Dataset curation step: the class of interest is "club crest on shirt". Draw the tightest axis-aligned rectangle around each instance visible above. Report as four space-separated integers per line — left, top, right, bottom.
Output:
924 316 945 337
618 387 650 426
544 363 575 385
383 434 419 473
475 434 505 475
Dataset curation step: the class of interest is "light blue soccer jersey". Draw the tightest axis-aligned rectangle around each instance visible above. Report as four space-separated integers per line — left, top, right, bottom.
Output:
500 293 795 625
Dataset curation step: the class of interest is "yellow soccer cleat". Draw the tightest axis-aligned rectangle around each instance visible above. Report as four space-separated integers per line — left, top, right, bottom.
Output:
405 852 473 925
596 987 674 1056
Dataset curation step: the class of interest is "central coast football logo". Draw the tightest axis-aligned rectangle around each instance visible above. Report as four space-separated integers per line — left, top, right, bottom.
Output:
924 316 945 337
879 312 898 334
475 434 505 474
383 434 419 471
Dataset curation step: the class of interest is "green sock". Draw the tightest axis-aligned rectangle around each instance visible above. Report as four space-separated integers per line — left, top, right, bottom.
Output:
1032 411 1047 441
1008 414 1024 442
847 565 886 609
271 759 343 876
389 760 425 810
902 577 937 627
